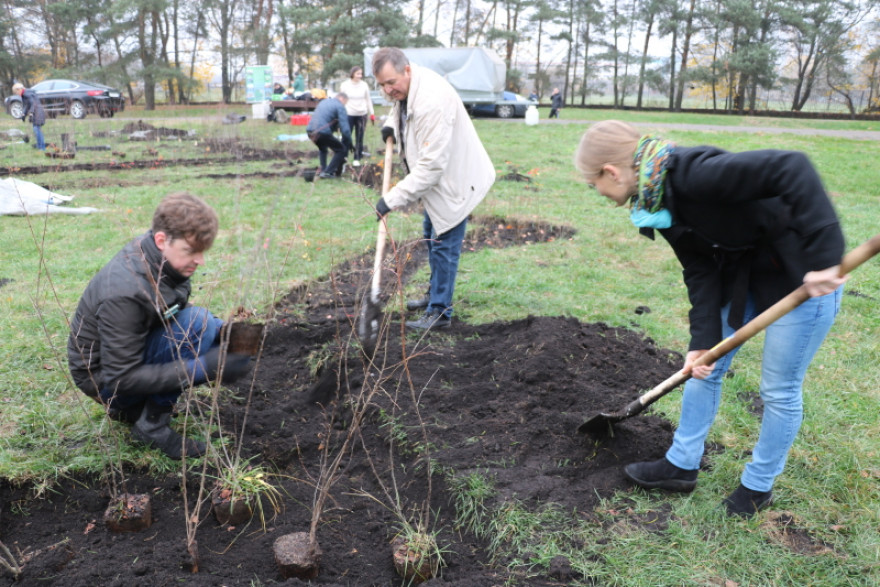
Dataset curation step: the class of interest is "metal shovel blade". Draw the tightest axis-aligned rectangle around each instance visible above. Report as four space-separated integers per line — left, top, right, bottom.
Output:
578 369 690 436
577 233 880 437
357 295 381 357
577 411 629 436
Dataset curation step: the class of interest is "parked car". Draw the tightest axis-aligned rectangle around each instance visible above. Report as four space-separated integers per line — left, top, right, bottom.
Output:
5 79 125 120
470 91 537 119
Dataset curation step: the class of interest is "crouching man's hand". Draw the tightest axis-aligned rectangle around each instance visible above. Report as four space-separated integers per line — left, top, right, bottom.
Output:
190 347 252 385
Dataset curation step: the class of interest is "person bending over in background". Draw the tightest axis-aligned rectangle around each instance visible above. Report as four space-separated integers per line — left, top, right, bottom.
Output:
340 66 375 163
574 120 847 518
306 92 352 179
67 192 251 459
372 47 495 331
12 82 46 151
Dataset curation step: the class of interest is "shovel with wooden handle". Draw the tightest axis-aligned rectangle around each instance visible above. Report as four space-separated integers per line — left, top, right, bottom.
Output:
578 234 880 436
357 136 395 357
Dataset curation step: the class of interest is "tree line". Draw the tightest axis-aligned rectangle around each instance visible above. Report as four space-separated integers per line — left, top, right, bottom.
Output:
1 0 878 114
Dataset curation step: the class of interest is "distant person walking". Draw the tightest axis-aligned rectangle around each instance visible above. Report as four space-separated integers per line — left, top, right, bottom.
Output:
12 83 46 150
549 87 562 119
339 66 375 162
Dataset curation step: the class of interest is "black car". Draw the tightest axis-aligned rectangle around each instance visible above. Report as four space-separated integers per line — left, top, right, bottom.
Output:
5 79 125 119
470 91 538 118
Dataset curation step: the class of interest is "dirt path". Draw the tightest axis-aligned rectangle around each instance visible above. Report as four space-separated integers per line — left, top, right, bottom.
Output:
538 117 880 141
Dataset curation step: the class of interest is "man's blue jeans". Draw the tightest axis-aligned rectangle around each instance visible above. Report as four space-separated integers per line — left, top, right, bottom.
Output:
423 213 467 319
100 306 223 410
665 287 842 492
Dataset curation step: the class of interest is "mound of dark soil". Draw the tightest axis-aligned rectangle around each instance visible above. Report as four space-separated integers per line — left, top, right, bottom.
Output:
0 216 682 586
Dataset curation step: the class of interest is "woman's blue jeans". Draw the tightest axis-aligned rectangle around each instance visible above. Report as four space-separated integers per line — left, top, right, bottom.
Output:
100 306 223 410
423 213 467 319
665 287 842 492
33 124 45 150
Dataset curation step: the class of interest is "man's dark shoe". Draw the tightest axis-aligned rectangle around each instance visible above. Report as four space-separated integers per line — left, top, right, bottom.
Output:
405 294 430 312
723 483 773 518
405 311 451 331
318 172 338 179
131 402 206 460
623 457 698 492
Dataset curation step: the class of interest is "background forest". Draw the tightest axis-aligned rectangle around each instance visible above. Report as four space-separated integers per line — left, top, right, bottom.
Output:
1 0 880 115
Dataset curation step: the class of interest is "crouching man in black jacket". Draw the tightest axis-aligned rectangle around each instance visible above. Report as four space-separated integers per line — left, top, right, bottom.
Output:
67 192 251 459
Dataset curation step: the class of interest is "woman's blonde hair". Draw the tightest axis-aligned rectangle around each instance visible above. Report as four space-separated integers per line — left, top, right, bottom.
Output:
12 83 24 93
574 120 641 178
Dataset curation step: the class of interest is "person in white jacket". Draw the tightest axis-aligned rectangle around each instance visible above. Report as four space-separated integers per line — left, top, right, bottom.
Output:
339 66 375 162
373 47 495 330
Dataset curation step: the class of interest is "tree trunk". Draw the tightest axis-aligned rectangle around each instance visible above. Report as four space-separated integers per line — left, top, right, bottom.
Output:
620 2 636 106
450 0 460 46
187 7 206 103
464 0 471 45
562 0 574 104
581 21 592 105
612 0 620 107
535 18 544 97
673 0 697 111
792 42 821 111
636 18 653 109
667 28 677 110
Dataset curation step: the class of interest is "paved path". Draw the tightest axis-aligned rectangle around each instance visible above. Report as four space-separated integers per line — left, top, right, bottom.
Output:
541 118 880 142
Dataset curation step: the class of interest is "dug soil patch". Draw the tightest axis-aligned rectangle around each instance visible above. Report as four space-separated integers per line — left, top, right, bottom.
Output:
1 216 682 586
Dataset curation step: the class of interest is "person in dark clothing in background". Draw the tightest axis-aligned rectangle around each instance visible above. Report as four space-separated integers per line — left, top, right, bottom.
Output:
549 87 563 119
67 193 252 459
306 93 352 179
574 120 847 518
12 83 46 150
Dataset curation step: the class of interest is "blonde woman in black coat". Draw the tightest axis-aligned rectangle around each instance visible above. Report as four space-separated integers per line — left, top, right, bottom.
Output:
575 120 847 517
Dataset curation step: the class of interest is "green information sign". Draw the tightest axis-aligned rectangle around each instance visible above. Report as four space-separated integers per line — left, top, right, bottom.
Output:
245 65 273 103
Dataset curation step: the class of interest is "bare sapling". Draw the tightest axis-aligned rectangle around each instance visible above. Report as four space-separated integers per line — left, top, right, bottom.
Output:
21 203 153 537
180 192 297 570
353 228 447 584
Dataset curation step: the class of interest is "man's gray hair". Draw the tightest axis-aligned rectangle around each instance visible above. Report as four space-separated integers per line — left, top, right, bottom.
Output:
335 92 349 100
372 48 409 76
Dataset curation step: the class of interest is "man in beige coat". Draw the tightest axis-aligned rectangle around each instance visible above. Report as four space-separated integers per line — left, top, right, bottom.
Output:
373 47 495 330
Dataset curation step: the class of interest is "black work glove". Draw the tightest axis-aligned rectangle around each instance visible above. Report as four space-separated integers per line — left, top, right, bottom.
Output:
375 197 391 220
381 126 395 144
190 347 253 385
220 352 252 384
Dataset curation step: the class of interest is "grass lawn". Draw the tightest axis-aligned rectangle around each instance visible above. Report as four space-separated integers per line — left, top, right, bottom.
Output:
0 107 878 585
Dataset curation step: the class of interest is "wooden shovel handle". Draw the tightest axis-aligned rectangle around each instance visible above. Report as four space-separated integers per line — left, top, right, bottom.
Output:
369 136 395 301
627 233 880 415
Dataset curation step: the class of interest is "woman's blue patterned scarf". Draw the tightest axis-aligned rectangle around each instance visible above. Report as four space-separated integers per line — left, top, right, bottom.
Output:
629 136 675 229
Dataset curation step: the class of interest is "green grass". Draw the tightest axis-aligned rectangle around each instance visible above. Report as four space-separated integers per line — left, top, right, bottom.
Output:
1 108 878 585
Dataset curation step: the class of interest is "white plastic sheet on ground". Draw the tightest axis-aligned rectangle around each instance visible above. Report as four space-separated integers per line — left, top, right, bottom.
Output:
0 178 100 216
